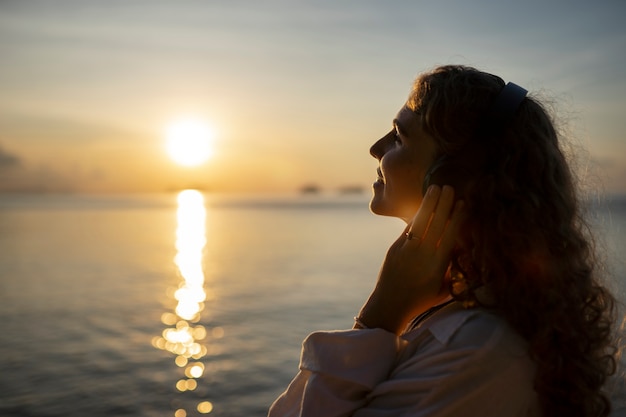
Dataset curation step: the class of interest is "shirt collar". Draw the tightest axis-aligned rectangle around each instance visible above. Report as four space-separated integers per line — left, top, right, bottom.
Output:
403 302 481 345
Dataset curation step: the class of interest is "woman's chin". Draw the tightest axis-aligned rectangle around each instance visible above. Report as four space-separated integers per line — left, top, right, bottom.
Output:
369 195 400 218
369 192 387 216
369 193 420 221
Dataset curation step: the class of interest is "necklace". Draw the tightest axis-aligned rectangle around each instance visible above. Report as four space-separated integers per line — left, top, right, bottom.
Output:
406 298 456 332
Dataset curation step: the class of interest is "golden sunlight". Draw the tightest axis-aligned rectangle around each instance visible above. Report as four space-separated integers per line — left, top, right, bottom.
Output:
152 189 217 416
174 190 207 321
153 189 210 359
166 118 214 166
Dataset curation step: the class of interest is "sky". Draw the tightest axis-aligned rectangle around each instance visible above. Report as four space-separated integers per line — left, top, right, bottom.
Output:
0 0 625 194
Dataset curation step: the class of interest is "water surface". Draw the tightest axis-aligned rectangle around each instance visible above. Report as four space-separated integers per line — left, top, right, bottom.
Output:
0 192 624 416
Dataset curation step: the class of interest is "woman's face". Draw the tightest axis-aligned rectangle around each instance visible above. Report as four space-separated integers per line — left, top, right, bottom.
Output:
369 106 438 222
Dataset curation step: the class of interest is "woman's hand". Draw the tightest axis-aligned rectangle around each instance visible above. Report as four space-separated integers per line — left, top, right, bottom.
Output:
355 185 465 335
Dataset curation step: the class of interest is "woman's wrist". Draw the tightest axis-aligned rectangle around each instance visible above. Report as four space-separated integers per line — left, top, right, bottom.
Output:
354 289 415 334
355 285 452 334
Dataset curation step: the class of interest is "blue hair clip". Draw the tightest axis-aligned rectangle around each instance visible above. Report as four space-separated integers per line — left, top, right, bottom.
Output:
485 82 528 134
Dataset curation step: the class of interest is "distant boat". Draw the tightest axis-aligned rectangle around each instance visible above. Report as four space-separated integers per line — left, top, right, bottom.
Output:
338 185 365 195
299 184 321 194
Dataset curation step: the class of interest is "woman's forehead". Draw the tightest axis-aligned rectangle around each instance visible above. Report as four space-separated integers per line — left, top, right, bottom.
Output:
394 106 421 132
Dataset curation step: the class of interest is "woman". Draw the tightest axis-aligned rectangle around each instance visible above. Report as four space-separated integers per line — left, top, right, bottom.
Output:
268 65 618 417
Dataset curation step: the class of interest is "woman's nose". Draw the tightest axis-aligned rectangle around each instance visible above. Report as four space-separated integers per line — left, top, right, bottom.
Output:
370 131 392 159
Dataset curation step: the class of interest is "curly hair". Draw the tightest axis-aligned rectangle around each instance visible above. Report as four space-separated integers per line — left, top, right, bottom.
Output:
407 65 618 417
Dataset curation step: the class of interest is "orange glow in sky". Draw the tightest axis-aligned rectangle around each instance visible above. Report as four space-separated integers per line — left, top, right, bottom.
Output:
0 1 624 194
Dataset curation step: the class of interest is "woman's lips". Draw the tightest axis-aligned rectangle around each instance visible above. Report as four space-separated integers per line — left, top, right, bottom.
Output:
373 168 385 189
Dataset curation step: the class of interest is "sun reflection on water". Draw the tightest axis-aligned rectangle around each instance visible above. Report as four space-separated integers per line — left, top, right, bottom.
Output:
151 189 216 415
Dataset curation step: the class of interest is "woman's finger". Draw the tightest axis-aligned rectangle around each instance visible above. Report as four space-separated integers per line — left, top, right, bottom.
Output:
421 185 456 247
406 185 441 242
436 200 465 258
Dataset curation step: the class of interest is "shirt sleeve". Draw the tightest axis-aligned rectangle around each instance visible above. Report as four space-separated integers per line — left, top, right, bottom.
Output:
268 329 406 417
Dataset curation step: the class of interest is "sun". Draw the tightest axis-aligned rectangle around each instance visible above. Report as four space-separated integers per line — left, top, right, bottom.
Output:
165 118 214 166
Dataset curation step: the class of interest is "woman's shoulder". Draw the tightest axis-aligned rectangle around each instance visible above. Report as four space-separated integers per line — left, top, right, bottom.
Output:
392 303 535 392
370 303 539 415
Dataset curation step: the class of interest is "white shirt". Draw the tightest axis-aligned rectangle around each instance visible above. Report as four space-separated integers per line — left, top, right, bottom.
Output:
269 302 540 417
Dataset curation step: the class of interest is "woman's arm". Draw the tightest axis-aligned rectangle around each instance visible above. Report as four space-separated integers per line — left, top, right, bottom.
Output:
269 186 472 416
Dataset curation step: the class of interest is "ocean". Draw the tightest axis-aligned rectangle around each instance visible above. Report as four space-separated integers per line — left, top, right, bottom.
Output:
0 192 624 417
